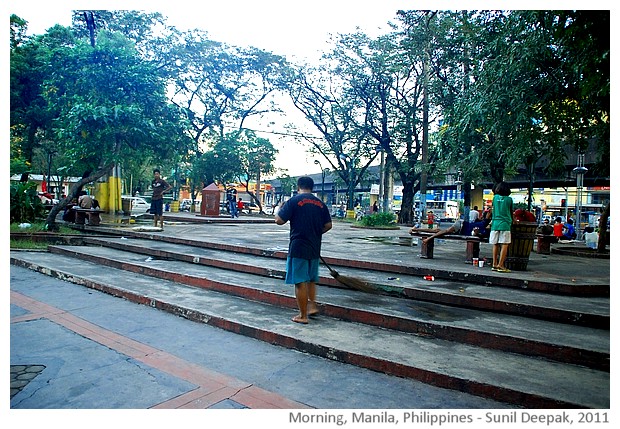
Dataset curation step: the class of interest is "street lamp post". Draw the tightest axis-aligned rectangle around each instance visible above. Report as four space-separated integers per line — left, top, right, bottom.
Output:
454 169 463 193
313 159 326 202
572 154 588 240
339 154 354 216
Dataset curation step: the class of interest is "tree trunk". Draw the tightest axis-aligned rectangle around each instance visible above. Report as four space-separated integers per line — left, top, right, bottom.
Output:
399 180 415 224
597 202 610 253
45 164 113 231
463 181 471 221
84 11 96 48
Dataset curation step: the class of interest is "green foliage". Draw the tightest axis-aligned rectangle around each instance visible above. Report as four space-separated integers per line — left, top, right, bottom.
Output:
434 11 609 183
10 221 77 249
10 221 75 234
10 10 609 221
10 239 49 250
10 181 46 223
357 212 397 227
42 31 190 165
10 159 30 175
208 130 278 184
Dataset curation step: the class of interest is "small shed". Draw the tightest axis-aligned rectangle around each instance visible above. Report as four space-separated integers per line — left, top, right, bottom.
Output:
201 183 221 216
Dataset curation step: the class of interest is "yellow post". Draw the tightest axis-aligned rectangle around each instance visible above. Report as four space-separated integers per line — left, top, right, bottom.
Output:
96 181 109 211
113 165 122 213
94 164 122 214
108 166 122 213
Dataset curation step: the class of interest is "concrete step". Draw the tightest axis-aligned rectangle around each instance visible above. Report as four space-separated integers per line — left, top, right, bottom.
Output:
44 242 611 371
82 224 608 297
82 236 610 329
9 249 609 408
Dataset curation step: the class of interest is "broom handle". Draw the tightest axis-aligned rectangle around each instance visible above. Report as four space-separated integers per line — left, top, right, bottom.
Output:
319 255 337 274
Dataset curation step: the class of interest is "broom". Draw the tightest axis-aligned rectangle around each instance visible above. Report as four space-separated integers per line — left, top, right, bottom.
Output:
319 255 375 293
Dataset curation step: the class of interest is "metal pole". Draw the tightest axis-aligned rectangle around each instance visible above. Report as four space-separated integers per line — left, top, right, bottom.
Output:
565 187 569 221
338 154 354 213
314 159 324 202
573 154 588 240
379 149 384 212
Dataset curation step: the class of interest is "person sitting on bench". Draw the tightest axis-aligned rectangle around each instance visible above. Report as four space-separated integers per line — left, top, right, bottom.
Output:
76 191 101 225
410 218 464 244
78 191 94 209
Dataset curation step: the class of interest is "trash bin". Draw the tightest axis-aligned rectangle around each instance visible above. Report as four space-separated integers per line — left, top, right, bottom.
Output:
170 201 179 212
122 198 132 216
506 222 538 271
536 234 556 255
201 183 221 216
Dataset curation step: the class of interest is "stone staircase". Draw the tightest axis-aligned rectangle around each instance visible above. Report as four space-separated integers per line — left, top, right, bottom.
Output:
9 228 610 409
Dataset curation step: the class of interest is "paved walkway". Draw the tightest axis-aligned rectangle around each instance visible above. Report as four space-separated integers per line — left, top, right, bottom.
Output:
8 212 611 423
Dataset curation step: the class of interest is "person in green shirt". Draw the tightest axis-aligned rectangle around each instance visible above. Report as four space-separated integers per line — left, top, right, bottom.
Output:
490 181 514 272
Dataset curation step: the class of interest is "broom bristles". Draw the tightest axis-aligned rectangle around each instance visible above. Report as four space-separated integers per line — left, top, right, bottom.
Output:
320 255 375 293
331 270 375 293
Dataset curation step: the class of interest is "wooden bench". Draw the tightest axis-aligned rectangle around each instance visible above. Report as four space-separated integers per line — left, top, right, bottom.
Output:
73 208 105 226
409 230 483 261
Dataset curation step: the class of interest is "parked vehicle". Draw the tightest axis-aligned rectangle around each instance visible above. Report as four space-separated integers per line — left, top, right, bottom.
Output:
179 198 200 212
121 196 150 217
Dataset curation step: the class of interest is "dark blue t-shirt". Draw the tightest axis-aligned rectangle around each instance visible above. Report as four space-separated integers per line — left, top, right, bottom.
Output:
277 193 332 260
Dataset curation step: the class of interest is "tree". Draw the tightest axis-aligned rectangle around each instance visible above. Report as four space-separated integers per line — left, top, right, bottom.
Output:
300 19 443 223
210 130 278 213
144 25 292 196
32 24 191 229
435 11 609 204
287 55 387 212
10 15 65 181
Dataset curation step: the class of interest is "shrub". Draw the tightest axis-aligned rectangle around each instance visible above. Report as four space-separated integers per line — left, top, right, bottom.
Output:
357 212 397 227
10 181 45 224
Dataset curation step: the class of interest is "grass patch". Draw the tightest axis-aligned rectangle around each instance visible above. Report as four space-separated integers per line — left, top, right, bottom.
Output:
10 221 76 235
10 221 81 250
10 239 49 250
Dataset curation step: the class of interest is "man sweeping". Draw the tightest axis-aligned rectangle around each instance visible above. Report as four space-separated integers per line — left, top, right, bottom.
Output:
275 176 332 324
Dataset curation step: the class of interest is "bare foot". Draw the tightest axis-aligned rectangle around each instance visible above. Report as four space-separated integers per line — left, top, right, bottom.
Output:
292 315 308 324
308 303 319 318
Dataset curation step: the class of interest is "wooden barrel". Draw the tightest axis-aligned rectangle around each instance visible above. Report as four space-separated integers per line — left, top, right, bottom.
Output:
506 222 538 271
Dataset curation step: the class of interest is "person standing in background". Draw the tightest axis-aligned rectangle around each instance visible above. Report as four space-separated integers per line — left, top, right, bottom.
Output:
490 182 514 273
226 187 238 218
150 168 172 230
427 210 435 229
